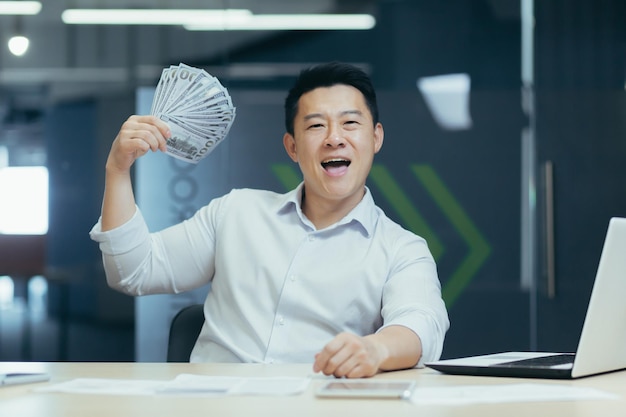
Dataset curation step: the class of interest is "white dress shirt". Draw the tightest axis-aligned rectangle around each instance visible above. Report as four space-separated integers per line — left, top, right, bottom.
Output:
90 183 449 365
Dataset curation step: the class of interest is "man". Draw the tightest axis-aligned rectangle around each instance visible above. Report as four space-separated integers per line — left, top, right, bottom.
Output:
90 62 449 378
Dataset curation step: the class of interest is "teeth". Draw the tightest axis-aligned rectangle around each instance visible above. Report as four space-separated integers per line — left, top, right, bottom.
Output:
322 158 348 164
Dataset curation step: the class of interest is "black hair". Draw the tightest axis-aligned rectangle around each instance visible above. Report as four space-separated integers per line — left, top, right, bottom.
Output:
284 62 379 135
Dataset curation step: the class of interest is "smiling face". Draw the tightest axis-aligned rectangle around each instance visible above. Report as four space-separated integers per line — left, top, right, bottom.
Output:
283 84 384 224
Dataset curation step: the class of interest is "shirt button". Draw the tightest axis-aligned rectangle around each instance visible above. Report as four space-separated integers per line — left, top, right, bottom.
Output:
308 235 315 241
278 316 285 325
290 275 296 282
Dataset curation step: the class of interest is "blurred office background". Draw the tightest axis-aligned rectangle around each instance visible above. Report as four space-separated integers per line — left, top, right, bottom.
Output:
0 0 625 362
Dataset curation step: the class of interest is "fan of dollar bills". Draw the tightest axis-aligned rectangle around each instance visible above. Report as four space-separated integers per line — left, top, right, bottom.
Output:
150 63 236 164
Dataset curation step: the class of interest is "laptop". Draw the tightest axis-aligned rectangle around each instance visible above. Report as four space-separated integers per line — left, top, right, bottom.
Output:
427 217 626 379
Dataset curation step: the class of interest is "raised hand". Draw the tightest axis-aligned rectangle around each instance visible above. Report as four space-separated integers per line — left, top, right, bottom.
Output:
106 115 170 174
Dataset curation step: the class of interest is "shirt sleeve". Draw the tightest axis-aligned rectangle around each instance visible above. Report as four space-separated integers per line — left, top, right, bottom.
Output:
89 199 221 296
89 207 149 258
378 233 450 367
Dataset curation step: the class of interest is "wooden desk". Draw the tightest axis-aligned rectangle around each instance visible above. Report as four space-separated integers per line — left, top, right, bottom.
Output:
1 362 624 417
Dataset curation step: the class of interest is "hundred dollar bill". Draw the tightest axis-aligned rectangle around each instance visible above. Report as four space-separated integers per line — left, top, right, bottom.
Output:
155 65 201 117
153 65 179 115
159 64 205 112
163 113 233 142
165 69 223 114
161 115 222 164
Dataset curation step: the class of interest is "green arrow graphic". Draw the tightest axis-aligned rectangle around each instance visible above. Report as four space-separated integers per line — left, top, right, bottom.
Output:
368 164 444 260
411 164 491 307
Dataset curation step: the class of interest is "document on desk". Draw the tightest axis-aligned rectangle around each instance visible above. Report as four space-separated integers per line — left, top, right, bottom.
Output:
157 374 310 396
36 374 310 397
410 383 619 406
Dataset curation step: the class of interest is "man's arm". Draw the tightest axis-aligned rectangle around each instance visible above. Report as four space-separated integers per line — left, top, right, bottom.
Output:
313 325 422 378
101 115 170 231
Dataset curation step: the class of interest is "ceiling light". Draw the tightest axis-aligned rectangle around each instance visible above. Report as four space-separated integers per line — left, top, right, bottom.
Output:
8 35 29 56
185 14 376 31
61 9 375 30
0 1 41 15
8 15 29 57
61 9 252 25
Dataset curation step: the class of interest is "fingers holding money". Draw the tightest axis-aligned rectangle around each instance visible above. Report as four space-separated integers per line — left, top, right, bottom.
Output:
108 115 171 172
121 115 170 152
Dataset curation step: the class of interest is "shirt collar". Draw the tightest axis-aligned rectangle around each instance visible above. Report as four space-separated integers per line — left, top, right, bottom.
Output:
277 182 377 237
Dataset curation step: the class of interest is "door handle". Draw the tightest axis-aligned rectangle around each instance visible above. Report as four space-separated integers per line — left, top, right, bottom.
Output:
543 160 555 298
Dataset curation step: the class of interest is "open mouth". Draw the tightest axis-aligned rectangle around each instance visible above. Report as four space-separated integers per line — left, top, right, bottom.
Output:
321 158 351 176
321 158 351 170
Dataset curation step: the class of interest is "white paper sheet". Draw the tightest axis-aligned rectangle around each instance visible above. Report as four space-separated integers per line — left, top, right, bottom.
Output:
158 374 310 396
410 383 619 406
35 378 167 396
36 374 310 397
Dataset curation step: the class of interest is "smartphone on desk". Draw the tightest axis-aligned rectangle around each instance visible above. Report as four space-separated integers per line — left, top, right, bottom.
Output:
0 372 50 387
315 380 415 399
